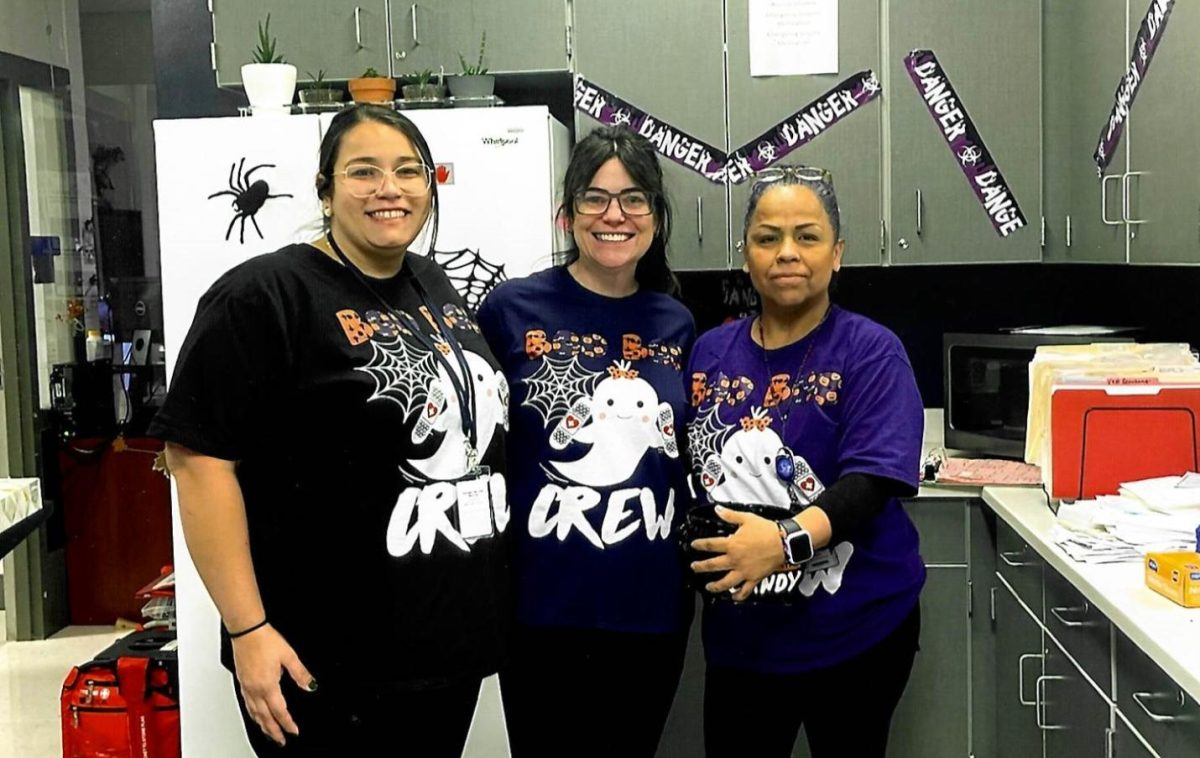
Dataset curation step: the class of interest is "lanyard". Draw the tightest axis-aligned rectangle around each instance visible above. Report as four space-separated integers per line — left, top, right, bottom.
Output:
325 233 479 462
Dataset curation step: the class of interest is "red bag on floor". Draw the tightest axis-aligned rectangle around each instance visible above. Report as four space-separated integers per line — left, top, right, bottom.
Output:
60 630 180 758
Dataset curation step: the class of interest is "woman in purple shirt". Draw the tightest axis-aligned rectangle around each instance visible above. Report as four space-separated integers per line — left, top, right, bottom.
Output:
684 166 925 758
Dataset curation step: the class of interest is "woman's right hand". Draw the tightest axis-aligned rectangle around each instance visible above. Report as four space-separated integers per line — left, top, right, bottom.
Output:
231 624 317 747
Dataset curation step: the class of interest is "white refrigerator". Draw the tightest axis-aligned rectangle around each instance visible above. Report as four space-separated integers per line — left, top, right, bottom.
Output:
154 106 569 757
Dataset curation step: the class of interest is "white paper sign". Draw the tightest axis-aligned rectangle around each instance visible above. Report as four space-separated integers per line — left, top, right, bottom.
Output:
749 0 839 77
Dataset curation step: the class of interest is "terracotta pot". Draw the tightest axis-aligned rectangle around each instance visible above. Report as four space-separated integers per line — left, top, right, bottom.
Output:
348 77 396 104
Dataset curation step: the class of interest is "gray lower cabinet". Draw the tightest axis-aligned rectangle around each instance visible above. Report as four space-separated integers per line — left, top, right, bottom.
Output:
1042 633 1111 755
723 0 883 267
1041 0 1129 263
885 0 1042 264
213 1 390 86
1114 711 1159 758
1114 630 1200 758
994 580 1045 758
573 0 730 271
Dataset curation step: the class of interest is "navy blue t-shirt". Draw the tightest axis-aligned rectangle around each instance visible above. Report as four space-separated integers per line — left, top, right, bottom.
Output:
477 266 696 634
685 306 925 673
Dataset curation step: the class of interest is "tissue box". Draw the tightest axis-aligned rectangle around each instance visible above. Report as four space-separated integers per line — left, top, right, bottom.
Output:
1145 551 1200 608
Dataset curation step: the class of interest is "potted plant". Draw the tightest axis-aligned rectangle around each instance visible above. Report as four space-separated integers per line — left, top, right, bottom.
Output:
240 14 297 112
298 69 341 105
449 31 495 99
400 69 446 101
348 67 397 104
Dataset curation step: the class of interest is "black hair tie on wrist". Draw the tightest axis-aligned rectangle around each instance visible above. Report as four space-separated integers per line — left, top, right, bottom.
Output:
227 619 269 639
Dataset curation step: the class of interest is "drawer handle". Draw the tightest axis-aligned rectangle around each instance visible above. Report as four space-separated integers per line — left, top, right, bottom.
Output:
1018 653 1043 706
1036 675 1069 730
1049 603 1092 628
1131 690 1188 723
1000 549 1036 568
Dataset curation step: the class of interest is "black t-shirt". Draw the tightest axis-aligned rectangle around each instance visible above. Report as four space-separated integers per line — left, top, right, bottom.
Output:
149 244 509 690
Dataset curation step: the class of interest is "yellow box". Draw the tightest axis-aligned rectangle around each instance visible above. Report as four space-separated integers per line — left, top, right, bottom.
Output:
1145 552 1200 608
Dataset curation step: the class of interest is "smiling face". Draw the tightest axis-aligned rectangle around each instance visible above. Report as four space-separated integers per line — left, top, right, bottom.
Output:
327 121 432 274
744 184 844 319
592 376 657 426
571 157 657 284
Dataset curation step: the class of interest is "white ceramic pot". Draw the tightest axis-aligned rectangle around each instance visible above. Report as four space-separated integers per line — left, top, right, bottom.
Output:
241 63 298 111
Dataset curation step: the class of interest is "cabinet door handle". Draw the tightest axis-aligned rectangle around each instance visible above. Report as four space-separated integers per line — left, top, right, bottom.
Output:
1123 171 1147 224
989 586 997 622
1131 690 1187 723
1101 173 1122 226
354 7 363 48
1049 602 1091 628
410 3 420 47
915 188 923 236
1018 653 1043 706
696 197 703 243
999 549 1036 567
1036 675 1069 730
1066 215 1072 248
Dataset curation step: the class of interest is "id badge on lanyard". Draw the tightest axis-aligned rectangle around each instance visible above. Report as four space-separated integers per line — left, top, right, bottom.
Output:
456 468 494 540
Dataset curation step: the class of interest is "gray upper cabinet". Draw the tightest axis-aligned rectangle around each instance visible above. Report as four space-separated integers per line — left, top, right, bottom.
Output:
1127 0 1200 264
887 0 1042 264
724 0 882 267
389 0 570 76
213 1 390 86
1042 0 1130 263
573 0 730 270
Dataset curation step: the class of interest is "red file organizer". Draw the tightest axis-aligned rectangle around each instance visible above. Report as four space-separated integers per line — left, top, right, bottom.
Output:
1050 385 1200 500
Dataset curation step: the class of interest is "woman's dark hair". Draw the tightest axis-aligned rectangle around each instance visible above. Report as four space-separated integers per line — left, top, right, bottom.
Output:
315 105 440 250
559 126 678 296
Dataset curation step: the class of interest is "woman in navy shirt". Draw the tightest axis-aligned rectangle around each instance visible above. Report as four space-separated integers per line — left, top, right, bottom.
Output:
478 127 695 757
685 166 925 758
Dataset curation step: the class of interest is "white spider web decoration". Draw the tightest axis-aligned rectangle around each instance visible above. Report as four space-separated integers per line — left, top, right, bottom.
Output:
356 333 442 418
687 403 734 477
431 248 507 312
522 356 602 427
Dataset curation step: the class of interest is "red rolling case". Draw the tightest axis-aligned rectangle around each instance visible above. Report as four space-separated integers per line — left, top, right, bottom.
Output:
61 630 180 758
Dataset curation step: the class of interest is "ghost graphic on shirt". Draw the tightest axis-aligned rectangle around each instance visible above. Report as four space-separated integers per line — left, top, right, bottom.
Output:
407 349 509 482
707 426 793 506
548 365 677 488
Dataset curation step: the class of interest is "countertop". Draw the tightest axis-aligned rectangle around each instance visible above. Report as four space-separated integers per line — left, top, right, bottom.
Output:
983 485 1200 702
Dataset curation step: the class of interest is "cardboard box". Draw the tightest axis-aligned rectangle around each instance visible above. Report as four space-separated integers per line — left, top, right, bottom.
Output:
1145 551 1200 608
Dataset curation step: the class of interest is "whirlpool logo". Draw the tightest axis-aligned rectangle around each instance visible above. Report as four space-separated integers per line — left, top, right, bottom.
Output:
481 136 519 147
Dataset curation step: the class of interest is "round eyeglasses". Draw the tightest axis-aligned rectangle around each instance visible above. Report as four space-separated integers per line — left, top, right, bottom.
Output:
573 188 655 217
753 165 833 186
335 163 433 198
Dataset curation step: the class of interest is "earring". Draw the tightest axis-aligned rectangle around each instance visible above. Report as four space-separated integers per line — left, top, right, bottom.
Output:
741 262 750 273
323 206 332 218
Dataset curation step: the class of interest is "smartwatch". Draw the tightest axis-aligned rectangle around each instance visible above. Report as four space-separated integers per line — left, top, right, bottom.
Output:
778 518 814 566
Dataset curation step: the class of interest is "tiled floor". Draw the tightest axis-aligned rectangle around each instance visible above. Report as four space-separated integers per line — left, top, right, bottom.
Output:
0 612 126 757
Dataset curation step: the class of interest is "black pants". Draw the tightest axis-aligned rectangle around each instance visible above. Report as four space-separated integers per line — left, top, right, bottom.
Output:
235 673 481 757
500 625 690 758
704 603 921 758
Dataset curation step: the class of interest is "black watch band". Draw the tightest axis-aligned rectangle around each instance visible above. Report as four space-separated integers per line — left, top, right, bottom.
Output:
778 518 814 565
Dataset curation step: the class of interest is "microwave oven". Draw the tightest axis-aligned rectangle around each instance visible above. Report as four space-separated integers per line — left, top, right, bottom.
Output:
942 330 1137 458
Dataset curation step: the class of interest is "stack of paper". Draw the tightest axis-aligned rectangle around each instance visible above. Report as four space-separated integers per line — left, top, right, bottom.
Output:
1052 487 1200 563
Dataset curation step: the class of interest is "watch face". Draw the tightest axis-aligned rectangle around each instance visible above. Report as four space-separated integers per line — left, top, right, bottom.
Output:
786 529 814 564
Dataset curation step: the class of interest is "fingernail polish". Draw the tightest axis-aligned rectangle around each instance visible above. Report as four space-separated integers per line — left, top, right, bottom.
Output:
307 678 319 692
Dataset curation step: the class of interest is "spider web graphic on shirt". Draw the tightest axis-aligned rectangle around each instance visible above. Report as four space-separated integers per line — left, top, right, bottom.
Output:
356 332 442 419
430 248 507 312
687 403 734 477
522 356 603 427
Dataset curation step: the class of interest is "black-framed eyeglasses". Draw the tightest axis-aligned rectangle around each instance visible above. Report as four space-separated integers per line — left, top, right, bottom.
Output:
752 165 833 186
573 188 655 217
335 162 433 198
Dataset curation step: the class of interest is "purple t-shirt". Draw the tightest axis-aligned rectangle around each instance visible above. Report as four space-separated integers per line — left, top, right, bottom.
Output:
478 266 696 634
685 306 925 673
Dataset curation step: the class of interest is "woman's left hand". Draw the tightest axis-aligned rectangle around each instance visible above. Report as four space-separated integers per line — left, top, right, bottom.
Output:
690 505 786 602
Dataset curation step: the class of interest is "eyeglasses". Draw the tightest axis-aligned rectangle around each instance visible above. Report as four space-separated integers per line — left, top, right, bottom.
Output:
752 165 833 186
573 188 655 217
335 163 433 198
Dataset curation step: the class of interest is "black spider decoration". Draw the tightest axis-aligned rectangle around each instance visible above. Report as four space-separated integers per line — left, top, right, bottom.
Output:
207 157 294 244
